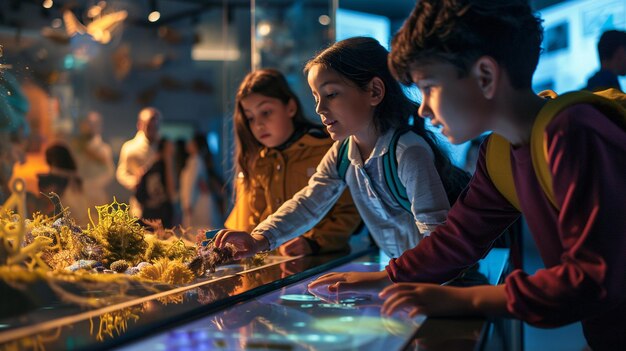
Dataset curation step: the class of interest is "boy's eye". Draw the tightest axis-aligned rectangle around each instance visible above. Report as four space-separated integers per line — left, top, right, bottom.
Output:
326 92 337 98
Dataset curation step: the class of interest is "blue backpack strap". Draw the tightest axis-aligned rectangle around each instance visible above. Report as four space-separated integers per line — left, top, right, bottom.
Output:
382 129 412 213
336 138 351 179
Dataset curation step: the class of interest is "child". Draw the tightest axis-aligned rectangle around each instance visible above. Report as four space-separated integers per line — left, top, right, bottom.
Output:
317 1 625 350
224 69 361 256
215 38 467 261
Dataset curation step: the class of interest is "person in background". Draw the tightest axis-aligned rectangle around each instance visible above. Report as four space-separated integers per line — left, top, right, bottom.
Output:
0 71 29 203
39 143 88 225
585 29 626 92
224 69 362 256
71 111 115 208
136 138 176 228
179 133 223 231
215 38 468 260
116 107 161 217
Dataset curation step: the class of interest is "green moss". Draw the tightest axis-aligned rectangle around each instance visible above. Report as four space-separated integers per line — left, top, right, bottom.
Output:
86 199 147 266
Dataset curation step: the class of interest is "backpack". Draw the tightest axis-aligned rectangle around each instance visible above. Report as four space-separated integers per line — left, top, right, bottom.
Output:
485 88 626 211
337 129 471 213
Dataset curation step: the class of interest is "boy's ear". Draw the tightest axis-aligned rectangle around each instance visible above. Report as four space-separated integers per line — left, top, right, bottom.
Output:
369 77 386 106
472 56 499 99
287 98 297 118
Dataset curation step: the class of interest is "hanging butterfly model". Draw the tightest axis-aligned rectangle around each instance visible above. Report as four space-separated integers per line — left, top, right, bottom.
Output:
62 9 128 44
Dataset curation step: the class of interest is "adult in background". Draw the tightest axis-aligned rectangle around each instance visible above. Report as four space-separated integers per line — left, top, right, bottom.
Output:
585 29 626 92
71 111 115 208
116 107 161 217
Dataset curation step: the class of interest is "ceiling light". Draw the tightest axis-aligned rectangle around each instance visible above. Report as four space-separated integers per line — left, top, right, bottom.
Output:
148 11 160 22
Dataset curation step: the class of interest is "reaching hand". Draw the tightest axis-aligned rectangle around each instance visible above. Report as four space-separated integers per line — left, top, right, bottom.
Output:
379 283 508 318
278 237 312 256
307 270 391 296
213 229 269 260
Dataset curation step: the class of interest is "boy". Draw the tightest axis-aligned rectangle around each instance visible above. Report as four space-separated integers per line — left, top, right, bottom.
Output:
309 1 626 349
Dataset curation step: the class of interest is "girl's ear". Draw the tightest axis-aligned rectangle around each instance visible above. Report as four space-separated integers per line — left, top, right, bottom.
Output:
369 77 386 106
472 56 499 99
286 98 297 118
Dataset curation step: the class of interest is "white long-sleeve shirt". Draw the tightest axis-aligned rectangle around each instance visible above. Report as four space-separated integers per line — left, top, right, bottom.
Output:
116 131 157 191
252 128 450 258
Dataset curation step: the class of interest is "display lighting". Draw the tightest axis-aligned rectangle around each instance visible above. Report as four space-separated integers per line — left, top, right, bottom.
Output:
257 22 271 36
42 0 53 9
148 11 161 22
148 0 160 22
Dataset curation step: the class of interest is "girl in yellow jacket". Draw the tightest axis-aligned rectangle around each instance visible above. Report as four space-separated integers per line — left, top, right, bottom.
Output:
224 69 361 256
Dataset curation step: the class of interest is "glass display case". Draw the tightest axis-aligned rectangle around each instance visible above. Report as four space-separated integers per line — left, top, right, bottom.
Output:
0 244 517 351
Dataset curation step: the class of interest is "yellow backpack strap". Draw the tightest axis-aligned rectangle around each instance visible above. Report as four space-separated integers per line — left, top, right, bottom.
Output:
486 133 521 211
531 88 626 210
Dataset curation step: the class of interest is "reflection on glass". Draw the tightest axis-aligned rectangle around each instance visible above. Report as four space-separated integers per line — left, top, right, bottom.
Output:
119 261 424 351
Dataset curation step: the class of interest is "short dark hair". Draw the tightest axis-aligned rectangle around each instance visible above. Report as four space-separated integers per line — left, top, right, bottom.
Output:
597 30 626 62
389 0 543 89
45 143 77 171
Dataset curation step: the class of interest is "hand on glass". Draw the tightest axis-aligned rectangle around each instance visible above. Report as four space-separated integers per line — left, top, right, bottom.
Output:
278 237 312 256
379 283 508 318
213 229 269 260
307 270 391 296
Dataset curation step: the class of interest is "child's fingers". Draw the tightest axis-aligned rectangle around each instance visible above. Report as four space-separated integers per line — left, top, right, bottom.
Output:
379 283 419 298
213 229 226 247
381 292 418 316
308 273 343 289
408 307 421 318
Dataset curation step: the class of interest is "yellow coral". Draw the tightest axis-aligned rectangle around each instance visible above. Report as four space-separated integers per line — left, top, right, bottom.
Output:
136 258 194 285
162 263 194 285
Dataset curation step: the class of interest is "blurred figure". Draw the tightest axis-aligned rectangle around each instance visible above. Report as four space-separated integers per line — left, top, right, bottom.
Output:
179 133 223 231
585 29 626 92
39 143 88 225
0 71 30 202
71 111 115 208
136 138 176 228
171 138 189 226
173 138 188 180
116 107 161 217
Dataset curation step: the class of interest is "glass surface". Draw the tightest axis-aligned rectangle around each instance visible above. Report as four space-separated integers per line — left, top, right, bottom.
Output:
0 247 373 351
118 258 425 351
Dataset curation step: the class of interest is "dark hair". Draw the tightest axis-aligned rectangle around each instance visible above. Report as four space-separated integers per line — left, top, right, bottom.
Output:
389 0 543 90
44 143 81 192
233 68 312 189
305 37 469 205
45 143 77 171
597 30 626 62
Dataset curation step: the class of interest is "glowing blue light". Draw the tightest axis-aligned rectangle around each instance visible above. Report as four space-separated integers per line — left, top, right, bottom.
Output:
293 322 306 327
281 294 320 302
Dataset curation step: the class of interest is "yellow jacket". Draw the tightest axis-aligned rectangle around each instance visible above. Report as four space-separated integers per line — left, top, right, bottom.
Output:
225 129 361 253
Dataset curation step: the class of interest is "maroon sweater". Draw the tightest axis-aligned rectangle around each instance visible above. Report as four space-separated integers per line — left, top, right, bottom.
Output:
386 104 626 350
